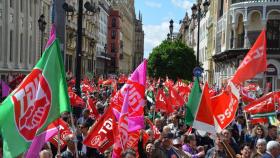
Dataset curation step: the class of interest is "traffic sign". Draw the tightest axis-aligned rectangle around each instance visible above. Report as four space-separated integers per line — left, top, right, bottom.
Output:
193 66 203 77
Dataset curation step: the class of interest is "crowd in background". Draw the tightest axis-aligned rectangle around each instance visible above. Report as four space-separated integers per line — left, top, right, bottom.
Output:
0 75 280 158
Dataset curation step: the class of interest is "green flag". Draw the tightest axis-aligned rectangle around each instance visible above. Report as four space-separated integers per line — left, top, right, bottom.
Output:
146 90 155 104
185 78 201 126
0 39 71 157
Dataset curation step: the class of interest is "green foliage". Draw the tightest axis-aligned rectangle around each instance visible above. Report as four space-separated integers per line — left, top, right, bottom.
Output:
148 40 196 81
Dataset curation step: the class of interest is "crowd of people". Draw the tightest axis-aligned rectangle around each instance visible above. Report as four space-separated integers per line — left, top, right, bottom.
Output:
0 75 280 158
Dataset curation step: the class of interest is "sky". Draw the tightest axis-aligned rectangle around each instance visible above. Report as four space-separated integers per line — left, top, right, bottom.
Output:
135 0 195 58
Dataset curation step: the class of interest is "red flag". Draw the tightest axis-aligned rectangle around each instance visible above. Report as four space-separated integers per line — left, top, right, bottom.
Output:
49 119 72 149
68 91 85 107
83 106 117 153
243 92 280 114
232 29 267 84
211 82 239 131
249 117 268 125
146 118 161 139
240 87 255 103
168 85 185 107
86 97 100 119
82 83 94 93
118 89 129 149
155 89 168 112
175 80 190 102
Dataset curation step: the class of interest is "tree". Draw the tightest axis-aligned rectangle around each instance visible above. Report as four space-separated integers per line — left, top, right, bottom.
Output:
148 40 196 81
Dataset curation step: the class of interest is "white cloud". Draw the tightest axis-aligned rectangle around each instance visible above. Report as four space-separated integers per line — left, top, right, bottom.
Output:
170 0 194 16
144 1 162 8
170 0 194 9
143 21 180 58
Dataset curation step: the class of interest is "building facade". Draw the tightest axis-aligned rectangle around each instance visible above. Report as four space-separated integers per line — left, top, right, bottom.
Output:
133 11 144 69
213 0 280 90
64 0 100 78
95 0 111 76
0 0 43 79
112 0 136 74
179 0 280 91
107 9 121 74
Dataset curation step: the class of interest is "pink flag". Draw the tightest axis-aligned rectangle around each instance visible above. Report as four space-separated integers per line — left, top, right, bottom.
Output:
44 24 56 49
1 80 10 98
111 60 147 131
129 59 147 86
25 120 60 158
118 89 129 149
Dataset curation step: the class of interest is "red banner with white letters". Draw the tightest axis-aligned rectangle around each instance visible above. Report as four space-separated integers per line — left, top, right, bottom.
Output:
232 29 267 84
211 83 239 131
83 106 117 153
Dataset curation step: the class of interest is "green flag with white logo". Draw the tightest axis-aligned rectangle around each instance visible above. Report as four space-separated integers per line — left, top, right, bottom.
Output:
0 39 71 157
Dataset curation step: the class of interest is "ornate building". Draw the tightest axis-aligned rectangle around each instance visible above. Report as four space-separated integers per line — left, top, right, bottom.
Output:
213 0 280 90
95 0 111 75
65 0 99 77
112 0 136 74
133 11 144 69
0 0 46 79
107 9 121 74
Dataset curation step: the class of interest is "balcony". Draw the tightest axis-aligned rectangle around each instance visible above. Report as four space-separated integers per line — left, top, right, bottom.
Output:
232 0 279 4
231 0 280 9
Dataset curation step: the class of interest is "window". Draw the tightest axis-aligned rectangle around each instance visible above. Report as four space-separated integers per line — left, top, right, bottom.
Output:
20 0 23 12
112 18 116 27
111 30 116 39
88 59 92 72
20 33 23 63
29 0 33 16
10 0 14 8
111 43 115 52
0 26 2 61
29 36 32 64
65 54 73 72
9 30 13 62
267 20 280 48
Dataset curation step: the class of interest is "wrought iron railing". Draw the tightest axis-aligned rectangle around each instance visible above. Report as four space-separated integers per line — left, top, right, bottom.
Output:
232 0 279 4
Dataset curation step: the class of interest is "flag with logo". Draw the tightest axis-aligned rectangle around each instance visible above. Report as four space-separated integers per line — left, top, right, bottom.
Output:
111 60 147 132
185 78 215 134
243 91 280 115
83 106 117 153
48 118 72 149
232 29 267 84
68 90 85 107
211 82 240 131
0 25 71 157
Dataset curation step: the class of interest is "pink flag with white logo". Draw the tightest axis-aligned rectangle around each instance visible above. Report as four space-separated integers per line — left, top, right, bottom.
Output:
118 89 129 149
111 60 147 131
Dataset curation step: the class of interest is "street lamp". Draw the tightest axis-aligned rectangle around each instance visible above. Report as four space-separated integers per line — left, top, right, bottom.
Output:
169 19 174 40
104 44 108 78
191 0 210 67
63 0 100 97
38 14 47 56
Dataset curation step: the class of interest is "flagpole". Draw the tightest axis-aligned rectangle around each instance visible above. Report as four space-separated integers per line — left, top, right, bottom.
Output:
57 120 61 155
153 82 160 123
69 112 79 158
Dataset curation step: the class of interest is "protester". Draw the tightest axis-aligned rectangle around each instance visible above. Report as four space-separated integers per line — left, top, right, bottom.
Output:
205 137 227 158
266 125 278 142
221 129 240 154
262 141 280 158
121 148 137 158
39 150 53 158
182 134 205 157
245 124 267 147
236 143 252 158
251 138 266 158
60 134 86 158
